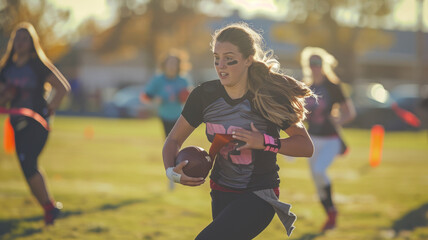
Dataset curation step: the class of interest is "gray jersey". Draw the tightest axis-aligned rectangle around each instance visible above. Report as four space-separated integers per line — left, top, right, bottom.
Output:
182 80 291 191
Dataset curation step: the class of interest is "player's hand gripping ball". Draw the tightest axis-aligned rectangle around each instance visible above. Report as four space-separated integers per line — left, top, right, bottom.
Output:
175 146 213 178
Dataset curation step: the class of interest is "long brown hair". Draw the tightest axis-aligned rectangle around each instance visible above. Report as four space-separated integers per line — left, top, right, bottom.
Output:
211 22 313 126
0 22 69 89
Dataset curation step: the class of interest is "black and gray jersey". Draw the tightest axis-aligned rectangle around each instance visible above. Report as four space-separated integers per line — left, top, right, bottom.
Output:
182 80 291 191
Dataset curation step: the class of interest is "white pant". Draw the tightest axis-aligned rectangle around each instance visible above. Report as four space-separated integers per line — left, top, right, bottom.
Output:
308 135 340 199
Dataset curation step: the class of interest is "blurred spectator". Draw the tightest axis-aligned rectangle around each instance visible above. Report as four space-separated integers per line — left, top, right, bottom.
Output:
69 77 86 113
141 49 192 137
140 49 192 190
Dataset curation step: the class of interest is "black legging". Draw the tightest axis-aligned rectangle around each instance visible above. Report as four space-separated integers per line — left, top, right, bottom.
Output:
195 190 275 240
11 117 48 179
161 118 176 138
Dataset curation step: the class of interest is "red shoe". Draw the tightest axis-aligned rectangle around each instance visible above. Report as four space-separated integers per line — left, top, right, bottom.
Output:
321 208 337 232
44 202 63 225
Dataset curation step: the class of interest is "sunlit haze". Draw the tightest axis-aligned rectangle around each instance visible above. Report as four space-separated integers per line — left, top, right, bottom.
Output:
227 0 286 19
48 0 428 33
393 0 428 30
48 0 117 30
368 83 389 104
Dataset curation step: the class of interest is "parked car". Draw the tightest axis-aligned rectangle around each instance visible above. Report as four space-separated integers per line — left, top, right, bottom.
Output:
390 83 426 111
346 83 423 131
389 83 428 129
103 84 156 118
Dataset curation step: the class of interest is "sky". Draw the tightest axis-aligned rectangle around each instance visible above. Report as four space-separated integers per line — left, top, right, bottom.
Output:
47 0 117 30
48 0 428 34
393 0 427 30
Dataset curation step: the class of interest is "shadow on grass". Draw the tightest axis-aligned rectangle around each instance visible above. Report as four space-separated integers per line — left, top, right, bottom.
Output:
392 202 428 235
295 232 324 240
0 198 149 239
0 220 41 238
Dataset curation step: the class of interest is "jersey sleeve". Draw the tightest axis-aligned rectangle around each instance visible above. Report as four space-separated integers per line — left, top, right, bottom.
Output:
0 68 5 84
33 60 52 80
41 64 51 80
181 85 204 128
281 119 291 130
144 76 160 98
181 77 190 88
328 82 346 104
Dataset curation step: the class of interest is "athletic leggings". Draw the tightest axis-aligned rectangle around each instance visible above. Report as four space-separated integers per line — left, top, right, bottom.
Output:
161 118 176 138
11 117 49 179
308 135 340 200
195 190 275 240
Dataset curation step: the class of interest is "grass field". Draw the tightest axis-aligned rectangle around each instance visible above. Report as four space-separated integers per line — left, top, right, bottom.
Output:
0 116 427 240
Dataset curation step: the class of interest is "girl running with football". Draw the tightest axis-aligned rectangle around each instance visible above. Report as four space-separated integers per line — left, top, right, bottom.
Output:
0 22 70 225
300 47 356 232
162 22 315 239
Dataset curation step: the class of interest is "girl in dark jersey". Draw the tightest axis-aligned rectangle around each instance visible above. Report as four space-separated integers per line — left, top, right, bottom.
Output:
300 47 356 232
163 22 315 239
0 22 70 225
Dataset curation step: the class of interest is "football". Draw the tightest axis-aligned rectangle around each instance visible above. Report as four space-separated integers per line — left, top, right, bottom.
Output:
175 146 213 178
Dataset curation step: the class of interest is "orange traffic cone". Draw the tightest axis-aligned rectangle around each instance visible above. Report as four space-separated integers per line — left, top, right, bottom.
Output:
369 125 384 168
4 117 15 154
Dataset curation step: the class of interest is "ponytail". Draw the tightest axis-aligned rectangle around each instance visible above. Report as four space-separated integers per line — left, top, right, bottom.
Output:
248 61 313 127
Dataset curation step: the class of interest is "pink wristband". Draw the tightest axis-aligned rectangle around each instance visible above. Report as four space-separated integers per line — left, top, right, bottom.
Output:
263 134 281 153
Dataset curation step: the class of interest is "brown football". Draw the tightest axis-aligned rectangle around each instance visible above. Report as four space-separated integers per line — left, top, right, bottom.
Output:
175 146 213 178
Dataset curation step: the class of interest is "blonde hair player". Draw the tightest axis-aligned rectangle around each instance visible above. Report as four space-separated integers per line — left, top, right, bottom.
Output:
300 46 356 232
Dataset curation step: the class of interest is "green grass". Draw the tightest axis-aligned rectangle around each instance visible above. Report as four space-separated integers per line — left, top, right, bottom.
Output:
0 116 427 240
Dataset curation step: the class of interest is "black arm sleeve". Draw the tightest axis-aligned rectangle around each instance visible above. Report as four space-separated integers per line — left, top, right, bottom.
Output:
327 81 346 104
281 119 291 130
0 67 6 84
181 85 204 128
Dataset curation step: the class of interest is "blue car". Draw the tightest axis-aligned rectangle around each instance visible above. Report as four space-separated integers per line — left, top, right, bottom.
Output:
103 84 155 118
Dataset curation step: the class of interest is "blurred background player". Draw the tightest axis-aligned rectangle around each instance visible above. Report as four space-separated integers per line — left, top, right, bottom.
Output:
140 49 191 190
0 22 70 225
300 46 356 232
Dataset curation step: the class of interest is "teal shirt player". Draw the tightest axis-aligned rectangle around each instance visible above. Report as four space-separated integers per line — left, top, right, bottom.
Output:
144 74 189 121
